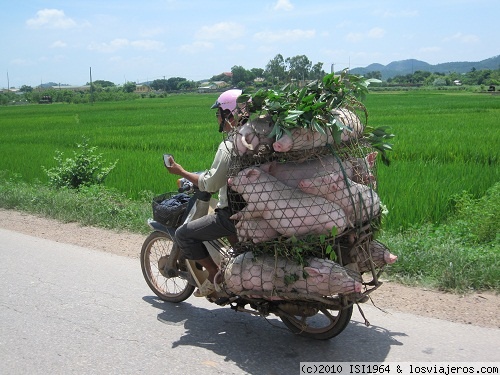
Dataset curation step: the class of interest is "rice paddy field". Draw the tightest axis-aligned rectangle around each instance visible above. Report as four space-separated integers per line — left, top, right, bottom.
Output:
1 91 498 232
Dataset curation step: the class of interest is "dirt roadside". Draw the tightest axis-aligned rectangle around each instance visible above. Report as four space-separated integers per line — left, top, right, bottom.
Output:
1 208 498 329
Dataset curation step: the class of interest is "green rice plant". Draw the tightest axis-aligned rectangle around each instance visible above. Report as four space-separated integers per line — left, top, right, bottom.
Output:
1 92 498 230
380 182 500 291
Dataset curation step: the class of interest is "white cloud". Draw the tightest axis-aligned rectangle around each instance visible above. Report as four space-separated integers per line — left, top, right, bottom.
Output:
88 39 129 53
346 27 386 42
179 41 214 54
139 27 165 38
443 32 480 44
254 29 315 43
274 0 294 11
10 58 34 66
130 40 165 51
50 40 67 48
195 22 244 40
419 46 441 53
367 27 386 38
26 9 77 29
88 39 164 53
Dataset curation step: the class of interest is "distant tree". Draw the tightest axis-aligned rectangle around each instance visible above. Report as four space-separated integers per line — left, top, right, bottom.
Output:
286 55 312 81
250 68 264 78
231 65 253 86
210 73 232 83
365 71 382 80
92 80 115 88
265 54 286 82
122 81 136 93
310 62 326 80
165 77 186 91
151 79 168 91
433 78 447 86
20 85 33 93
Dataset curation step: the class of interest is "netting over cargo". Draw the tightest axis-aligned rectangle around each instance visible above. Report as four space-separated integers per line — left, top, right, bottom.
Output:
225 107 381 258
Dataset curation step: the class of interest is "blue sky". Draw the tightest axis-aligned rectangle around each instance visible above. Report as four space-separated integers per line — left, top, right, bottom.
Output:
2 0 498 88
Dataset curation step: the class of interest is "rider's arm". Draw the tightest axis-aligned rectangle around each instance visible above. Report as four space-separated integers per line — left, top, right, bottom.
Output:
165 141 231 192
165 156 200 186
197 141 231 193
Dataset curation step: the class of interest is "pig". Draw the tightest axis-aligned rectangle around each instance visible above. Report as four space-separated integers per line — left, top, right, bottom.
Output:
272 109 364 152
272 127 334 153
233 116 274 156
228 167 347 237
235 217 279 243
332 108 364 142
352 240 398 273
261 151 378 188
298 172 380 225
220 252 362 297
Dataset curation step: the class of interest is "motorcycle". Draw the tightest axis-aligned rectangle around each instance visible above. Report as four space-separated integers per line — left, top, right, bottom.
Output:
140 169 386 340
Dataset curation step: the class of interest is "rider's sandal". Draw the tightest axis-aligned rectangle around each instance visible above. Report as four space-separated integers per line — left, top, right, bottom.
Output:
193 279 215 297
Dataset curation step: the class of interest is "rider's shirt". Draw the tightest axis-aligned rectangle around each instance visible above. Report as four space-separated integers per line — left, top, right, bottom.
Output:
197 139 233 209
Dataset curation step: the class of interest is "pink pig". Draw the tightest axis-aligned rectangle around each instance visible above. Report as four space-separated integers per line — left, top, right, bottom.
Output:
221 252 362 297
352 240 398 273
235 217 279 243
332 108 364 142
233 116 273 156
273 127 334 152
261 151 378 188
228 167 347 237
272 109 364 152
298 173 380 225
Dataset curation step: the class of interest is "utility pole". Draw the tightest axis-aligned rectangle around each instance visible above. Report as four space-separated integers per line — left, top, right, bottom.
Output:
90 67 94 105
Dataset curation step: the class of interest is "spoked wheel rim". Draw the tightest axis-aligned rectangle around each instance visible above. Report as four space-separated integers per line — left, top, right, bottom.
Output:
280 305 353 340
141 232 194 302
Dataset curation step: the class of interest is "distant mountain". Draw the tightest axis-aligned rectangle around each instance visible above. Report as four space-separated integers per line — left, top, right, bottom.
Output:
349 55 500 80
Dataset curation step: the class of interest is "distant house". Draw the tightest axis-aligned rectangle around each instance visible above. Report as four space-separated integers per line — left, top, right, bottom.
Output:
453 80 462 86
51 85 91 92
197 83 217 93
197 79 231 93
134 84 150 93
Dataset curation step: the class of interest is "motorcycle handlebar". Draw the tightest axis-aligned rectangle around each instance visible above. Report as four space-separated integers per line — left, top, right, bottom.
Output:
178 183 193 193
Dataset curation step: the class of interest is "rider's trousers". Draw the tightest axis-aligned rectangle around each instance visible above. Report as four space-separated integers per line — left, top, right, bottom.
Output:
174 208 236 260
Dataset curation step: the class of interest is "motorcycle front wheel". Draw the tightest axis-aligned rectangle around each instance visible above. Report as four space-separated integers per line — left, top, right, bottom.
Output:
140 231 195 303
280 305 353 340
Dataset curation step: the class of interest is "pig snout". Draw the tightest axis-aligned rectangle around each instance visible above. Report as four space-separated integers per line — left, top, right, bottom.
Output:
298 178 315 192
384 252 398 264
273 135 292 152
354 280 362 293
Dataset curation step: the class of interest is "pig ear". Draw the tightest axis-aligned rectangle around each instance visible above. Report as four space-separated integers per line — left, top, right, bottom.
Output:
303 267 328 283
245 168 261 181
366 152 378 168
303 267 320 277
325 173 342 190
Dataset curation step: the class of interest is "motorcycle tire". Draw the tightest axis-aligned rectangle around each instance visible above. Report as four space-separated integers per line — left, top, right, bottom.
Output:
140 231 195 303
280 305 353 340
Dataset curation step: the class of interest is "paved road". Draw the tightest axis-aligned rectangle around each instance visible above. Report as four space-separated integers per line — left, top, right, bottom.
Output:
0 228 498 375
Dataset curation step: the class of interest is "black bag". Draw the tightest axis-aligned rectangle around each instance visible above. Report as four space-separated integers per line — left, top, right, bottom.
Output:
152 192 190 227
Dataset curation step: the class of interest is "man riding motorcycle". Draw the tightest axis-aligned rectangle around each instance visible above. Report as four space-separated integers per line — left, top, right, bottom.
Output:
165 89 246 297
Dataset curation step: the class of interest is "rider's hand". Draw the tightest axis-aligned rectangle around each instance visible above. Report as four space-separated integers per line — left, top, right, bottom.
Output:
165 156 184 175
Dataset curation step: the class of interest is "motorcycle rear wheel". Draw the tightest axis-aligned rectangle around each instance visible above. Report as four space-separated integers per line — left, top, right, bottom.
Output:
140 231 194 302
280 305 353 340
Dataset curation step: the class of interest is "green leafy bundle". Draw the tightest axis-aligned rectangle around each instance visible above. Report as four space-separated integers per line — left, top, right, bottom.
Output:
238 70 394 165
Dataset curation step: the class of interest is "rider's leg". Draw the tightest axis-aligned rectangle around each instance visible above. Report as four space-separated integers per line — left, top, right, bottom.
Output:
195 256 218 283
175 209 235 296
